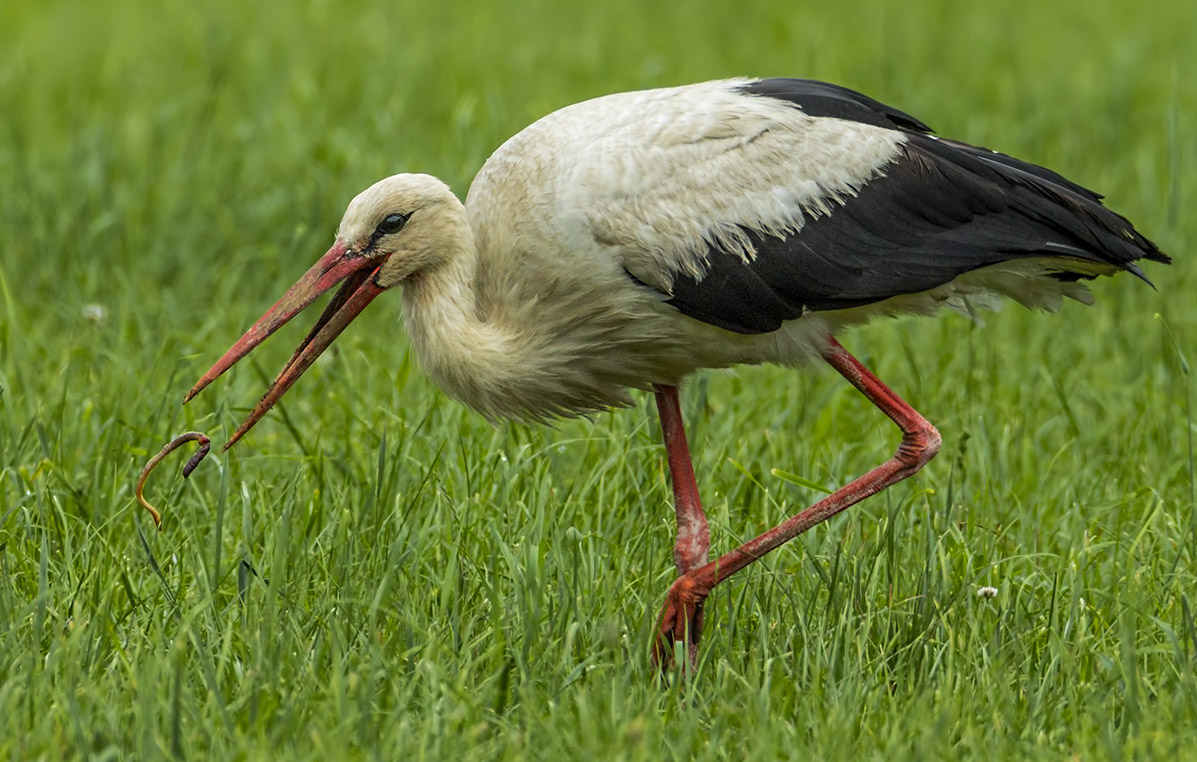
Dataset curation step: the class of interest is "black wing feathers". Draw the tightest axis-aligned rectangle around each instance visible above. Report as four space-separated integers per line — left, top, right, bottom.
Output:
738 78 934 134
659 80 1169 335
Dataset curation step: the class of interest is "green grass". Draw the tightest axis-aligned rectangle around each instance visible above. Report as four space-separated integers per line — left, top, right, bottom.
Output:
1 0 1195 758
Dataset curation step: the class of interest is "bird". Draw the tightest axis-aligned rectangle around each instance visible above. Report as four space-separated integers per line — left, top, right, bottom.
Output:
182 77 1169 669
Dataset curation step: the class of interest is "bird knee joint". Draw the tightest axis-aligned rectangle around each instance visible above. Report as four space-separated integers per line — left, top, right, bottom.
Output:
670 572 713 607
900 421 940 467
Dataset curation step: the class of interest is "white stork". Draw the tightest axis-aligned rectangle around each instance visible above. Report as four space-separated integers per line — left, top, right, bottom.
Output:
183 78 1169 667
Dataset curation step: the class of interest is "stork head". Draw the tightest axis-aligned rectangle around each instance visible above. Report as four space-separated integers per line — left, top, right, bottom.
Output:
183 173 459 449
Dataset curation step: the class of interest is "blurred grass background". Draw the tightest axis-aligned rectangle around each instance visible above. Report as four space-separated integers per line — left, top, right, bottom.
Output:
1 0 1194 758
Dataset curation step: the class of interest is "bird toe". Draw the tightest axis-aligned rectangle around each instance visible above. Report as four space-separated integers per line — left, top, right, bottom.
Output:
653 574 712 671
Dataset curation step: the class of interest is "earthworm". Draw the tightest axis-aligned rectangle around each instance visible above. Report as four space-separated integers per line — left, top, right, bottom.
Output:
136 432 211 529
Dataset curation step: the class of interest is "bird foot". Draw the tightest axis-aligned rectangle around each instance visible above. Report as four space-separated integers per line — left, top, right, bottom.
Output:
653 572 712 672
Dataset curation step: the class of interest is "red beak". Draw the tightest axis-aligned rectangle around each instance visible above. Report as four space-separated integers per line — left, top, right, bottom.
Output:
183 241 390 450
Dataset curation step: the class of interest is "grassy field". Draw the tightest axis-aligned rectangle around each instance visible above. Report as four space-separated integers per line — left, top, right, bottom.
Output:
2 0 1195 758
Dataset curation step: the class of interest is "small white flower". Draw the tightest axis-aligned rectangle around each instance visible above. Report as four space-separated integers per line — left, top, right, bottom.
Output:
82 304 107 324
977 586 999 599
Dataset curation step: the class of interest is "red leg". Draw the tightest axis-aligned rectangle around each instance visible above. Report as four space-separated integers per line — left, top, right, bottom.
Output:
653 339 941 668
653 384 711 575
652 384 712 668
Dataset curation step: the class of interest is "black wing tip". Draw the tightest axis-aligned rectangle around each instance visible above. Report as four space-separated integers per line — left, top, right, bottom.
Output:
1124 244 1171 290
1125 262 1156 289
1141 239 1173 266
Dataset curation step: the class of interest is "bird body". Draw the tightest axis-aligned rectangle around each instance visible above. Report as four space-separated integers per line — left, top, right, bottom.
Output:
185 77 1168 668
341 78 1160 422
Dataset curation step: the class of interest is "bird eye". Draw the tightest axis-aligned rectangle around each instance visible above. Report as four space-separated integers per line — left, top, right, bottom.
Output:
375 213 408 237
